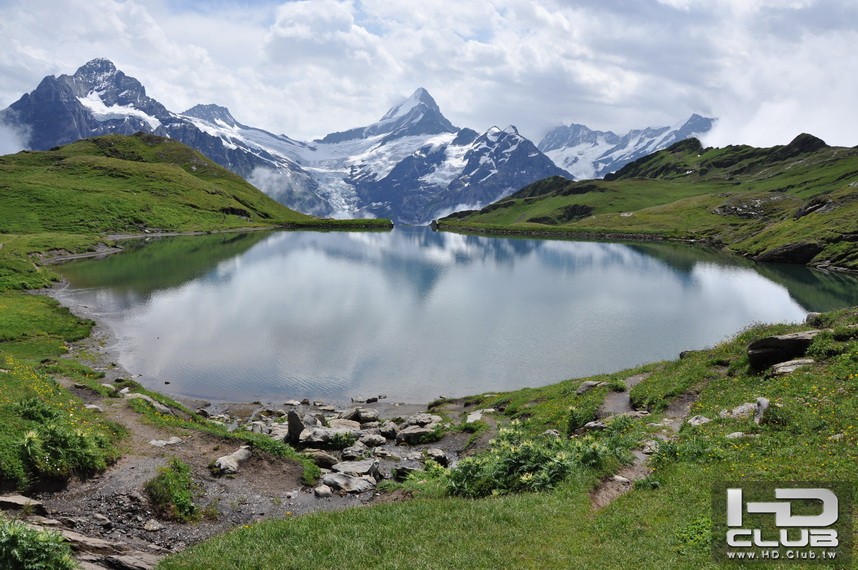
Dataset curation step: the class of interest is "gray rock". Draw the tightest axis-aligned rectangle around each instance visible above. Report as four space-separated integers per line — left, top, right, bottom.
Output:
403 413 442 427
373 448 401 460
339 407 360 421
85 404 103 413
302 413 322 428
361 421 381 429
404 452 424 461
212 446 251 475
303 450 339 469
147 437 182 448
828 433 844 441
0 494 46 515
465 408 496 423
317 405 336 412
142 519 164 532
100 383 117 392
641 440 659 454
341 441 369 460
687 415 712 427
542 429 562 438
576 381 606 395
581 421 607 431
249 420 267 434
726 432 746 439
771 358 815 376
747 330 822 369
328 418 362 430
124 392 172 415
612 475 631 484
755 397 770 424
392 465 420 482
805 312 823 326
425 448 448 466
719 402 756 420
298 427 357 446
397 424 438 444
268 424 290 441
379 420 399 439
105 552 163 570
356 407 380 423
321 472 376 493
314 484 333 498
359 433 388 447
284 400 302 407
332 459 381 481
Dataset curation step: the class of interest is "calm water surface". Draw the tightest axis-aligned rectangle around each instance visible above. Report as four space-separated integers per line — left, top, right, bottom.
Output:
56 228 858 403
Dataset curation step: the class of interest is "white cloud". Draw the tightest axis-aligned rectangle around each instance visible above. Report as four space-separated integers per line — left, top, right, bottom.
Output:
0 0 855 148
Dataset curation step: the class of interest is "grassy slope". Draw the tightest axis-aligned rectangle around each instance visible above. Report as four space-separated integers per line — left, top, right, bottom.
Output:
161 309 858 570
0 133 382 491
438 135 858 270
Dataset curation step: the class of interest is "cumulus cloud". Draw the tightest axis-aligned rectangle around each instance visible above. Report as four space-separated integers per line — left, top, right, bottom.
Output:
0 114 29 155
0 0 855 147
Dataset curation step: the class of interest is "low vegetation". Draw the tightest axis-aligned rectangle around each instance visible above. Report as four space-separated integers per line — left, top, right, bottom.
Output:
438 134 858 270
0 515 76 570
145 457 200 523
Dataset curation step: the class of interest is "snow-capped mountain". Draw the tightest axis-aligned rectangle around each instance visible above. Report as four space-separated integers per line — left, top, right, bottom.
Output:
539 114 715 180
1 60 570 224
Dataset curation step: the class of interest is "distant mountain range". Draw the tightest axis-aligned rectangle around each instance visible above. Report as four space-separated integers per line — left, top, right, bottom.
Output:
0 58 713 224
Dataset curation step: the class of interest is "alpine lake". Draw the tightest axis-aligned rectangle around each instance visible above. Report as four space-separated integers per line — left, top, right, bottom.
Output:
54 227 858 404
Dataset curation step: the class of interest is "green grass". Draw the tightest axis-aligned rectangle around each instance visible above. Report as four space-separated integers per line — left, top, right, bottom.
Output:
0 514 76 570
145 457 200 523
438 136 858 270
159 307 858 569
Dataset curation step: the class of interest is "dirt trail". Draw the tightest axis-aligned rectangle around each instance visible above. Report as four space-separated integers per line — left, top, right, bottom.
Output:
590 373 695 510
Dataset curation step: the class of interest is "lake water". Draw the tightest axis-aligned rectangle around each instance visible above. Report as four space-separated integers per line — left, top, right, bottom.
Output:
55 228 858 403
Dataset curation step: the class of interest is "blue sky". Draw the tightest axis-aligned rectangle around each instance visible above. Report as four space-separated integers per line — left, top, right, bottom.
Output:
1 0 856 147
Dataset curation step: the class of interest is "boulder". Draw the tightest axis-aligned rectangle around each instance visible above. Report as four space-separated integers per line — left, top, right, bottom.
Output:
341 441 369 460
328 418 362 430
268 424 290 441
719 402 756 420
303 449 339 469
314 484 333 498
641 440 659 455
359 433 388 447
85 404 103 413
392 466 420 482
576 381 606 395
147 437 182 448
212 446 252 475
332 459 381 481
771 358 815 376
0 494 46 515
747 330 821 369
687 415 712 427
124 393 172 415
581 421 607 432
285 411 304 444
425 448 448 467
379 420 399 439
403 413 442 427
321 473 376 493
356 407 380 423
298 427 356 447
396 424 437 444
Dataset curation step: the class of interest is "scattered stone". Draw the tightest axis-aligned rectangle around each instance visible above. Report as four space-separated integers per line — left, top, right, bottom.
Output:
805 312 823 326
361 421 381 429
576 381 606 395
249 420 267 434
771 358 815 376
24 516 61 526
298 427 357 446
124 393 172 415
612 475 631 484
404 452 424 461
93 513 111 527
641 440 659 455
105 552 163 570
425 448 448 466
373 448 401 460
726 432 746 439
341 441 369 460
392 466 420 482
101 383 117 392
328 418 361 430
542 429 561 438
356 407 380 423
301 398 311 405
284 411 304 445
754 397 770 425
268 424 289 441
359 433 388 447
332 459 381 481
142 519 164 532
284 400 302 407
57 529 122 554
317 405 336 412
719 402 756 420
581 421 606 432
212 446 252 475
303 450 339 469
829 433 844 441
314 485 333 498
321 473 376 494
687 415 712 427
147 437 182 448
379 420 399 439
466 408 496 423
747 330 822 369
403 413 442 427
0 494 46 515
396 424 437 444
365 396 379 404
85 404 103 413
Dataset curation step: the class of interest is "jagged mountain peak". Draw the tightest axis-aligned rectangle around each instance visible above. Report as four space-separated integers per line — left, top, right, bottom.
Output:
75 57 117 76
183 104 240 127
318 88 456 144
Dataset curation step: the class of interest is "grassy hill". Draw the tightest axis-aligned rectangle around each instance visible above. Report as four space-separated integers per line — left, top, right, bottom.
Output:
437 134 858 271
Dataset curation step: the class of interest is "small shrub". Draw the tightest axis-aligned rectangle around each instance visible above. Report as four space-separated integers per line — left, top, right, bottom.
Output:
327 432 358 449
565 406 595 435
0 516 76 570
634 476 662 490
145 457 199 522
807 331 847 358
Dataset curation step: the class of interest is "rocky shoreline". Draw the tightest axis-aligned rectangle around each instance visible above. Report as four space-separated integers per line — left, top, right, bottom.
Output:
2 281 491 569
